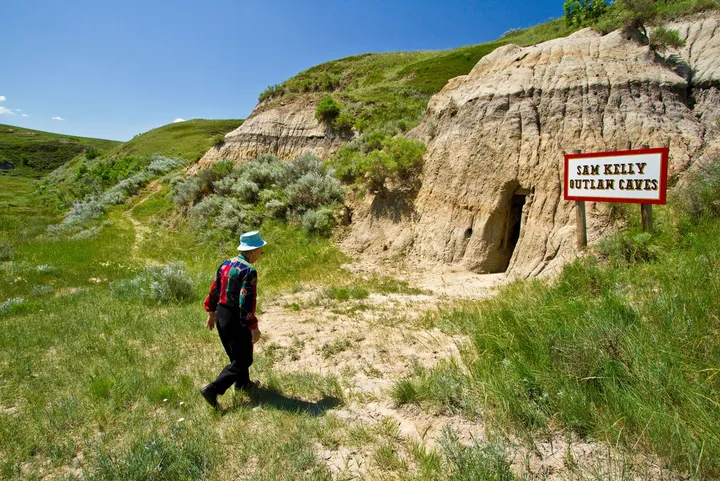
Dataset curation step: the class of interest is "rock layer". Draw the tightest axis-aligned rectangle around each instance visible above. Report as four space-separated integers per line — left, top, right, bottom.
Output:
345 18 720 277
191 95 344 173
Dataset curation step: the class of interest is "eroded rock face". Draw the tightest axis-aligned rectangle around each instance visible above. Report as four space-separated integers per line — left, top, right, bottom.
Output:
191 96 344 173
345 19 720 278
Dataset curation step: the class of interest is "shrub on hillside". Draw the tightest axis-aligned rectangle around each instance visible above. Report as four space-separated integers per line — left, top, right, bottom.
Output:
564 0 609 28
281 152 327 186
173 177 202 206
649 26 686 51
315 95 342 123
258 84 285 102
0 244 14 262
287 172 344 213
361 137 426 191
672 158 720 222
301 208 335 236
333 110 355 137
111 263 195 304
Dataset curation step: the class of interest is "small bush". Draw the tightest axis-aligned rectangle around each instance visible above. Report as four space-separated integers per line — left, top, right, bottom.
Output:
439 430 516 481
595 230 662 265
265 198 289 219
111 263 195 304
0 298 26 316
287 173 344 213
0 244 14 262
281 152 327 186
230 178 261 203
258 84 284 102
211 159 234 179
315 95 342 123
85 148 100 160
361 137 426 191
213 198 251 236
564 0 609 28
189 195 224 230
333 110 355 137
173 177 201 206
672 158 720 222
301 208 335 236
649 26 686 51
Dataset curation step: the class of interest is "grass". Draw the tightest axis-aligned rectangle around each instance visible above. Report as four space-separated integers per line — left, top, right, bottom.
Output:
0 123 120 177
111 118 244 162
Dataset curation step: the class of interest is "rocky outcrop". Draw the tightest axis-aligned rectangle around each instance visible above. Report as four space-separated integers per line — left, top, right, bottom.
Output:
191 95 344 173
344 17 720 278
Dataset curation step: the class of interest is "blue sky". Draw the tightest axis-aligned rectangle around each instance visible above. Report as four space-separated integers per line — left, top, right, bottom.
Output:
2 0 563 141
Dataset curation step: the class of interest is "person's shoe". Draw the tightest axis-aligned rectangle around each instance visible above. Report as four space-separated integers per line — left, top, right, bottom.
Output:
235 380 260 392
200 386 219 409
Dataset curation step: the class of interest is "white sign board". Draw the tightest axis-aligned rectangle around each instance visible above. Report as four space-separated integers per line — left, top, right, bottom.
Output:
564 148 668 204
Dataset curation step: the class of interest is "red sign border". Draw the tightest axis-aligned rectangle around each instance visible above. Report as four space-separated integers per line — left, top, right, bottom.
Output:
564 147 669 205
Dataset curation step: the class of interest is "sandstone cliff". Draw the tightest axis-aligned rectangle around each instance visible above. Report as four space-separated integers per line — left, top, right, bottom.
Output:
344 15 720 278
191 95 344 173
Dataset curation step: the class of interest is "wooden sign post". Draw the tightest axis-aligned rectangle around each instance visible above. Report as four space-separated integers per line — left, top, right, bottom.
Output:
640 145 653 231
573 150 587 251
564 147 669 251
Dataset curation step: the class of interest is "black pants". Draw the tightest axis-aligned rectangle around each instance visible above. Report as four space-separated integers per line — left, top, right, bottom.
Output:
207 304 254 395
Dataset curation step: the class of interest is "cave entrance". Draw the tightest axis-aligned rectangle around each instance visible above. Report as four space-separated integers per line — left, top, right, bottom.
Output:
499 189 528 272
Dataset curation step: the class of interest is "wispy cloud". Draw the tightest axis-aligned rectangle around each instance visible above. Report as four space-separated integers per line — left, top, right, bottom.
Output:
173 118 185 123
52 116 66 121
21 113 30 117
0 96 6 102
0 106 15 115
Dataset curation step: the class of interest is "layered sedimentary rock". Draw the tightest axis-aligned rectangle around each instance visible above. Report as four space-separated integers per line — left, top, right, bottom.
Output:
191 96 344 173
345 17 720 277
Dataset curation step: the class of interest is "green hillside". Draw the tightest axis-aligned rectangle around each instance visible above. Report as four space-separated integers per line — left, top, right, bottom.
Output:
110 118 244 161
0 124 120 177
40 118 244 209
258 19 569 134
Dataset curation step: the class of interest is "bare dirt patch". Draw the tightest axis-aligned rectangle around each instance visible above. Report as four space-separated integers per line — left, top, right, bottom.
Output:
257 272 679 480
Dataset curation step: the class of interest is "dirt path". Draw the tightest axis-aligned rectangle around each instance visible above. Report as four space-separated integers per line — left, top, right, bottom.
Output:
123 181 161 259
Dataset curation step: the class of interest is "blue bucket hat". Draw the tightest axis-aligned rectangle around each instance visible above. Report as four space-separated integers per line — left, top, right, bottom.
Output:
237 230 267 252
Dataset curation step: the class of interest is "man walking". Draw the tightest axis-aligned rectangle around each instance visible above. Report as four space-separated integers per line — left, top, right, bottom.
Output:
200 230 265 409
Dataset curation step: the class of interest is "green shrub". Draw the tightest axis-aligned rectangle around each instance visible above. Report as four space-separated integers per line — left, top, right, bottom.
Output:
332 110 355 137
439 431 516 481
85 148 100 160
361 137 426 191
0 244 14 262
287 173 344 213
564 0 610 28
173 177 201 206
301 208 335 236
211 159 233 179
111 263 196 304
672 158 720 223
258 84 284 102
649 25 686 51
315 95 342 123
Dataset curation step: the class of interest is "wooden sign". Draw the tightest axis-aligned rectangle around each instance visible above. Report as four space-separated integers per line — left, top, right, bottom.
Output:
564 147 669 205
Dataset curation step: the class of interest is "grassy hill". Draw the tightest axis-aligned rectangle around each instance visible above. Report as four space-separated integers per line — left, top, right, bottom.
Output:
258 19 569 134
109 118 244 161
40 118 244 209
0 124 120 177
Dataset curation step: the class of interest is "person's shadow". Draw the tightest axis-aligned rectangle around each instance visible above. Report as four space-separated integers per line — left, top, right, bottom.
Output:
223 386 342 416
